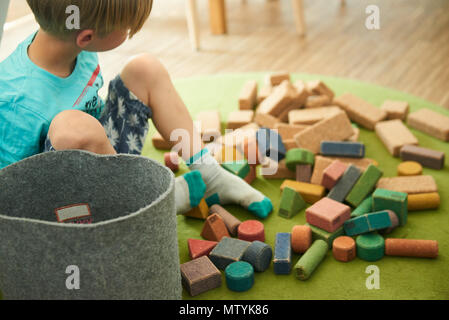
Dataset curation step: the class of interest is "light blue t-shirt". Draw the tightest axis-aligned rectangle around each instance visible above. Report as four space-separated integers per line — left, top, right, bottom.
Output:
0 32 104 169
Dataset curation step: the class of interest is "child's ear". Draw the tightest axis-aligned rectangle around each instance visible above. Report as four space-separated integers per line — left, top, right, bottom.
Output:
76 30 95 48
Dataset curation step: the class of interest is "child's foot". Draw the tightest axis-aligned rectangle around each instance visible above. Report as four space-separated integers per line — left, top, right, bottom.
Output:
187 150 273 219
175 170 207 215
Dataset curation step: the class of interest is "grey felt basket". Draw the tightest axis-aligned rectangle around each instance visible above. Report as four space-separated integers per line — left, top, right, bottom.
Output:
0 150 181 300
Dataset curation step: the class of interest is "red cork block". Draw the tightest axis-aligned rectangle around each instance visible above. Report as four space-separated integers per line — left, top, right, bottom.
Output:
164 152 179 172
201 213 230 242
188 239 218 260
305 197 351 232
238 220 265 242
291 225 312 254
332 236 356 262
322 160 348 190
385 239 438 259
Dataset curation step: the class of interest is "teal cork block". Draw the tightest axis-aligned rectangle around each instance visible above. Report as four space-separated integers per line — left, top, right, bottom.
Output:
209 237 252 270
344 211 392 236
225 261 255 292
327 165 362 203
356 233 385 261
294 240 329 281
273 233 292 275
346 165 383 207
351 196 373 218
279 187 306 219
242 241 273 272
306 223 344 248
285 148 315 171
221 160 250 179
372 188 408 227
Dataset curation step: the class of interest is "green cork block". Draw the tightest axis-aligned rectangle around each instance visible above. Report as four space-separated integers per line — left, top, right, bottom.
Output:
351 196 373 218
278 187 306 219
306 223 344 248
221 160 250 179
356 233 385 262
294 240 329 281
346 165 383 207
225 261 255 292
285 148 315 171
372 188 408 227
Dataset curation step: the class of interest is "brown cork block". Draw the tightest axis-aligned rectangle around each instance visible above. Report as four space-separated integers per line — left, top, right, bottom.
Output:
323 156 377 172
180 256 222 296
196 111 222 143
152 131 175 150
227 110 254 130
275 123 309 140
291 225 312 254
304 95 332 109
385 239 438 259
201 213 230 242
254 112 280 129
306 80 335 100
375 119 419 157
296 164 312 183
267 72 290 86
293 80 311 102
239 80 258 110
332 236 356 262
209 204 242 236
256 81 301 118
400 145 445 170
261 158 296 179
294 111 354 154
218 122 260 149
288 106 342 125
381 100 409 121
283 139 299 151
257 84 273 104
311 156 334 185
334 93 387 130
184 199 210 220
407 108 449 142
377 175 438 194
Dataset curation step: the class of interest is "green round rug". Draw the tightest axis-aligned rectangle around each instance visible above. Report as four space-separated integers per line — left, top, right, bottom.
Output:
141 73 449 300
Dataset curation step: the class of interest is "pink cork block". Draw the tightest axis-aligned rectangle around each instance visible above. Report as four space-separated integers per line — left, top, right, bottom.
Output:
305 197 351 232
321 160 348 190
164 152 179 172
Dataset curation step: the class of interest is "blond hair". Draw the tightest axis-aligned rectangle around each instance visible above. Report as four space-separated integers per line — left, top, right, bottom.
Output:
26 0 153 39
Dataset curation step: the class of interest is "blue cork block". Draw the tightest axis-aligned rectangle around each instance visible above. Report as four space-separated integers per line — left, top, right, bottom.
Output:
273 233 292 275
209 237 251 270
242 241 273 272
225 261 255 292
351 196 373 218
372 188 408 227
344 211 392 236
320 141 365 158
256 128 286 162
327 165 362 203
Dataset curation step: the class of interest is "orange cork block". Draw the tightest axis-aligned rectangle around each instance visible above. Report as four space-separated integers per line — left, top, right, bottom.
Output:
385 239 438 259
267 72 290 86
381 100 409 121
375 119 418 157
288 106 342 125
238 220 265 242
275 123 309 140
305 95 332 109
306 80 335 100
239 80 258 110
407 108 449 142
184 199 210 220
256 81 301 119
280 180 326 204
408 193 440 211
397 161 423 176
227 110 255 130
291 225 312 254
257 84 273 104
201 213 230 242
332 236 356 262
254 112 280 129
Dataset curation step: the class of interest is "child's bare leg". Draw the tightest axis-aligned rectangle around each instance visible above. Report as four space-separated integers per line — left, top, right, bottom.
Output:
49 110 117 154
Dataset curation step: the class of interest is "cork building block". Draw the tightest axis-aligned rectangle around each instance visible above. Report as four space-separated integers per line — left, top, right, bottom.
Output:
385 239 438 259
239 80 258 110
181 256 222 296
164 152 179 172
332 236 356 262
188 239 218 260
227 110 254 130
400 145 445 170
257 84 273 104
356 233 385 262
294 240 329 281
343 211 392 236
376 175 438 194
408 193 440 211
274 233 292 275
334 93 387 130
397 161 423 176
372 188 408 227
196 111 222 143
152 131 175 150
209 204 242 236
320 141 365 158
256 128 287 161
380 100 409 121
307 80 335 100
285 148 315 171
321 160 348 190
296 164 312 183
288 106 341 125
201 213 230 241
268 72 290 86
274 123 309 140
305 95 332 109
278 186 306 219
221 160 250 179
345 164 383 207
261 159 296 179
280 180 326 204
327 165 362 203
242 241 273 272
291 225 312 254
184 198 210 220
209 237 251 270
254 112 280 129
256 81 298 118
306 223 344 248
305 197 351 233
375 119 419 157
407 108 449 141
311 156 334 185
238 220 265 242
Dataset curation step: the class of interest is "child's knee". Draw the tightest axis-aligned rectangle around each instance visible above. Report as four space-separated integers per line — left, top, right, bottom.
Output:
49 110 108 151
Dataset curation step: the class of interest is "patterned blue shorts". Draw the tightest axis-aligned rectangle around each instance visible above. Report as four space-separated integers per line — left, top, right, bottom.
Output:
44 76 152 155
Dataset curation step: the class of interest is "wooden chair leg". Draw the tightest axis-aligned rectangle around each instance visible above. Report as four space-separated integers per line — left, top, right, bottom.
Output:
209 0 227 35
186 0 200 50
291 0 306 36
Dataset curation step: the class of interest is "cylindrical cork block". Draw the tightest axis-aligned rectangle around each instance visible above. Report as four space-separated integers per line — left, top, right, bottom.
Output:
210 204 242 236
225 261 255 292
164 152 179 172
356 233 385 262
408 193 440 211
242 241 273 272
380 210 399 234
291 225 312 254
294 240 329 281
332 236 356 262
397 161 422 176
238 220 265 242
385 239 438 258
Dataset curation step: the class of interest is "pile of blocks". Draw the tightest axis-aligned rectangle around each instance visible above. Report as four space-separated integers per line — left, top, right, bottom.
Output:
154 72 446 296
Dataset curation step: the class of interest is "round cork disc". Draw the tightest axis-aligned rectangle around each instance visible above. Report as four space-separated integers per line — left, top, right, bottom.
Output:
356 233 385 262
397 161 423 176
238 220 265 242
291 225 312 254
332 236 356 262
225 261 255 292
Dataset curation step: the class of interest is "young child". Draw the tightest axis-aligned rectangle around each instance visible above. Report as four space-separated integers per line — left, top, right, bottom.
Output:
0 0 272 218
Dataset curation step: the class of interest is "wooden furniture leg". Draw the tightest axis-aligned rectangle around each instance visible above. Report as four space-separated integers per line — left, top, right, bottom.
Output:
209 0 227 35
186 0 201 50
291 0 306 36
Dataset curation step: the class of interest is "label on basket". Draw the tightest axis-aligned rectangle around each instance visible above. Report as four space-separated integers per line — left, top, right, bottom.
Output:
54 203 93 224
